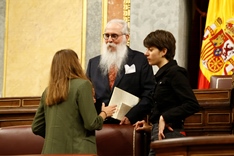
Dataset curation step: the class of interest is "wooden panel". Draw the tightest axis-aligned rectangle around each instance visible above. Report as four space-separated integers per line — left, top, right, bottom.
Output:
0 99 21 107
189 145 234 156
0 97 39 128
0 113 35 127
185 113 203 125
193 89 231 108
153 147 187 156
22 98 40 107
194 89 230 101
0 97 41 108
0 120 33 128
207 112 231 124
185 89 233 136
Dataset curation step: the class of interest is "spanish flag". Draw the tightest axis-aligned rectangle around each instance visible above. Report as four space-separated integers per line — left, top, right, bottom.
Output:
198 0 234 89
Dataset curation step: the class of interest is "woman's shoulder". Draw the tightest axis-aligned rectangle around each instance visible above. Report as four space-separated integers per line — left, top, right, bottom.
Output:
71 78 90 85
69 79 92 94
71 79 92 89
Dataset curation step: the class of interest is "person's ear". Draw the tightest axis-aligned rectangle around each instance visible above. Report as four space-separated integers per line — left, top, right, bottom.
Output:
125 34 130 40
161 48 167 57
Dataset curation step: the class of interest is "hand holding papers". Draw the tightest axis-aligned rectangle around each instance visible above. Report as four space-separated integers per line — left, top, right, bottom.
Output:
109 87 140 120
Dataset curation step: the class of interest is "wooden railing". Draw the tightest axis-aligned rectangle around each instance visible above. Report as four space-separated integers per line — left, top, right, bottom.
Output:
150 135 234 156
0 89 234 136
0 96 40 127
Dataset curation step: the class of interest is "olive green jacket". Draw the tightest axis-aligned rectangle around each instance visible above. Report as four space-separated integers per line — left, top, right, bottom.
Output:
32 79 103 154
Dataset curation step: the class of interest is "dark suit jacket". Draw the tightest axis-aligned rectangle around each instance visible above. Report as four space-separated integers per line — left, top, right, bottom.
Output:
86 46 155 124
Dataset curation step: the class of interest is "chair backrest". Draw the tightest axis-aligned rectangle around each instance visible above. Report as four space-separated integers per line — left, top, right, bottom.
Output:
0 125 44 155
210 75 232 89
96 124 147 156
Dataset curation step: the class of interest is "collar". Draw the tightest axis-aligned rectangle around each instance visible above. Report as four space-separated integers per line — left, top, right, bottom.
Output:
155 60 177 79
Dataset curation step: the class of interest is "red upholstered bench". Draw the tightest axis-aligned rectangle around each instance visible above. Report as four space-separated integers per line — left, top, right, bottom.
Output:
0 124 147 156
0 125 44 155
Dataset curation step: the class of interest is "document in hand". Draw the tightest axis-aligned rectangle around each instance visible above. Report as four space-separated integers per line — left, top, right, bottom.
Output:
109 87 140 120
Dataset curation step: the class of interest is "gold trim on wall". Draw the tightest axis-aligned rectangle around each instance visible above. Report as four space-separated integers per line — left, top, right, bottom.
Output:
123 0 131 45
123 0 131 25
101 0 108 47
101 0 130 45
2 1 9 96
81 0 87 68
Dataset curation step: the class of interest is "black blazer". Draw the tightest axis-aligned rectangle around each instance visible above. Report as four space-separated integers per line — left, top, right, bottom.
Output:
86 46 155 124
150 60 200 124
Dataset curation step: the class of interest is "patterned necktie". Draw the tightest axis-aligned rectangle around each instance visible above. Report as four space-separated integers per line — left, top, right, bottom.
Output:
108 65 117 89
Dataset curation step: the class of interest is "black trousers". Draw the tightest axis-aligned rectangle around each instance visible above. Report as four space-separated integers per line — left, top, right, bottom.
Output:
148 123 185 156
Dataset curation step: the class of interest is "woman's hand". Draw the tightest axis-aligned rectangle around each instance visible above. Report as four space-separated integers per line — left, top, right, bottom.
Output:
158 116 166 140
158 115 173 140
120 117 131 125
133 120 152 133
100 103 116 119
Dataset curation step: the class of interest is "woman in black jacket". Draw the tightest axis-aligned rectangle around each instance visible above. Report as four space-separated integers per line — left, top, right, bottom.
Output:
134 30 200 156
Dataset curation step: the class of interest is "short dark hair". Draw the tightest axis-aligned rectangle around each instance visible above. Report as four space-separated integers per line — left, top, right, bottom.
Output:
143 30 176 61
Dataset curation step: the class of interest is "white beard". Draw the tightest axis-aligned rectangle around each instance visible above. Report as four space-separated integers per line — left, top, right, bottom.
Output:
99 40 128 75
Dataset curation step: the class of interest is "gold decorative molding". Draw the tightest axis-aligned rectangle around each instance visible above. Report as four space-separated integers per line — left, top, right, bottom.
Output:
101 0 130 45
2 1 9 96
102 0 108 39
81 0 87 68
123 0 131 45
123 0 131 25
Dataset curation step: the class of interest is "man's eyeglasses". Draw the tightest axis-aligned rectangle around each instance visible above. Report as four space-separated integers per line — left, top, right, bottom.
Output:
103 33 125 40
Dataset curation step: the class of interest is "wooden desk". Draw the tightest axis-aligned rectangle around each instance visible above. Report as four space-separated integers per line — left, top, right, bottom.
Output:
151 135 234 156
0 89 234 136
185 89 234 136
0 155 97 156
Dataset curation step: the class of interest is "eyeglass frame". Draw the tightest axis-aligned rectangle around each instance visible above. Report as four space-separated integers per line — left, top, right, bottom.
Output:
103 33 126 40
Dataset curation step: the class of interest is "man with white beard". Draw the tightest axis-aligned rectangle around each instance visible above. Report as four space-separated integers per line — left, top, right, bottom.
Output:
86 19 154 124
